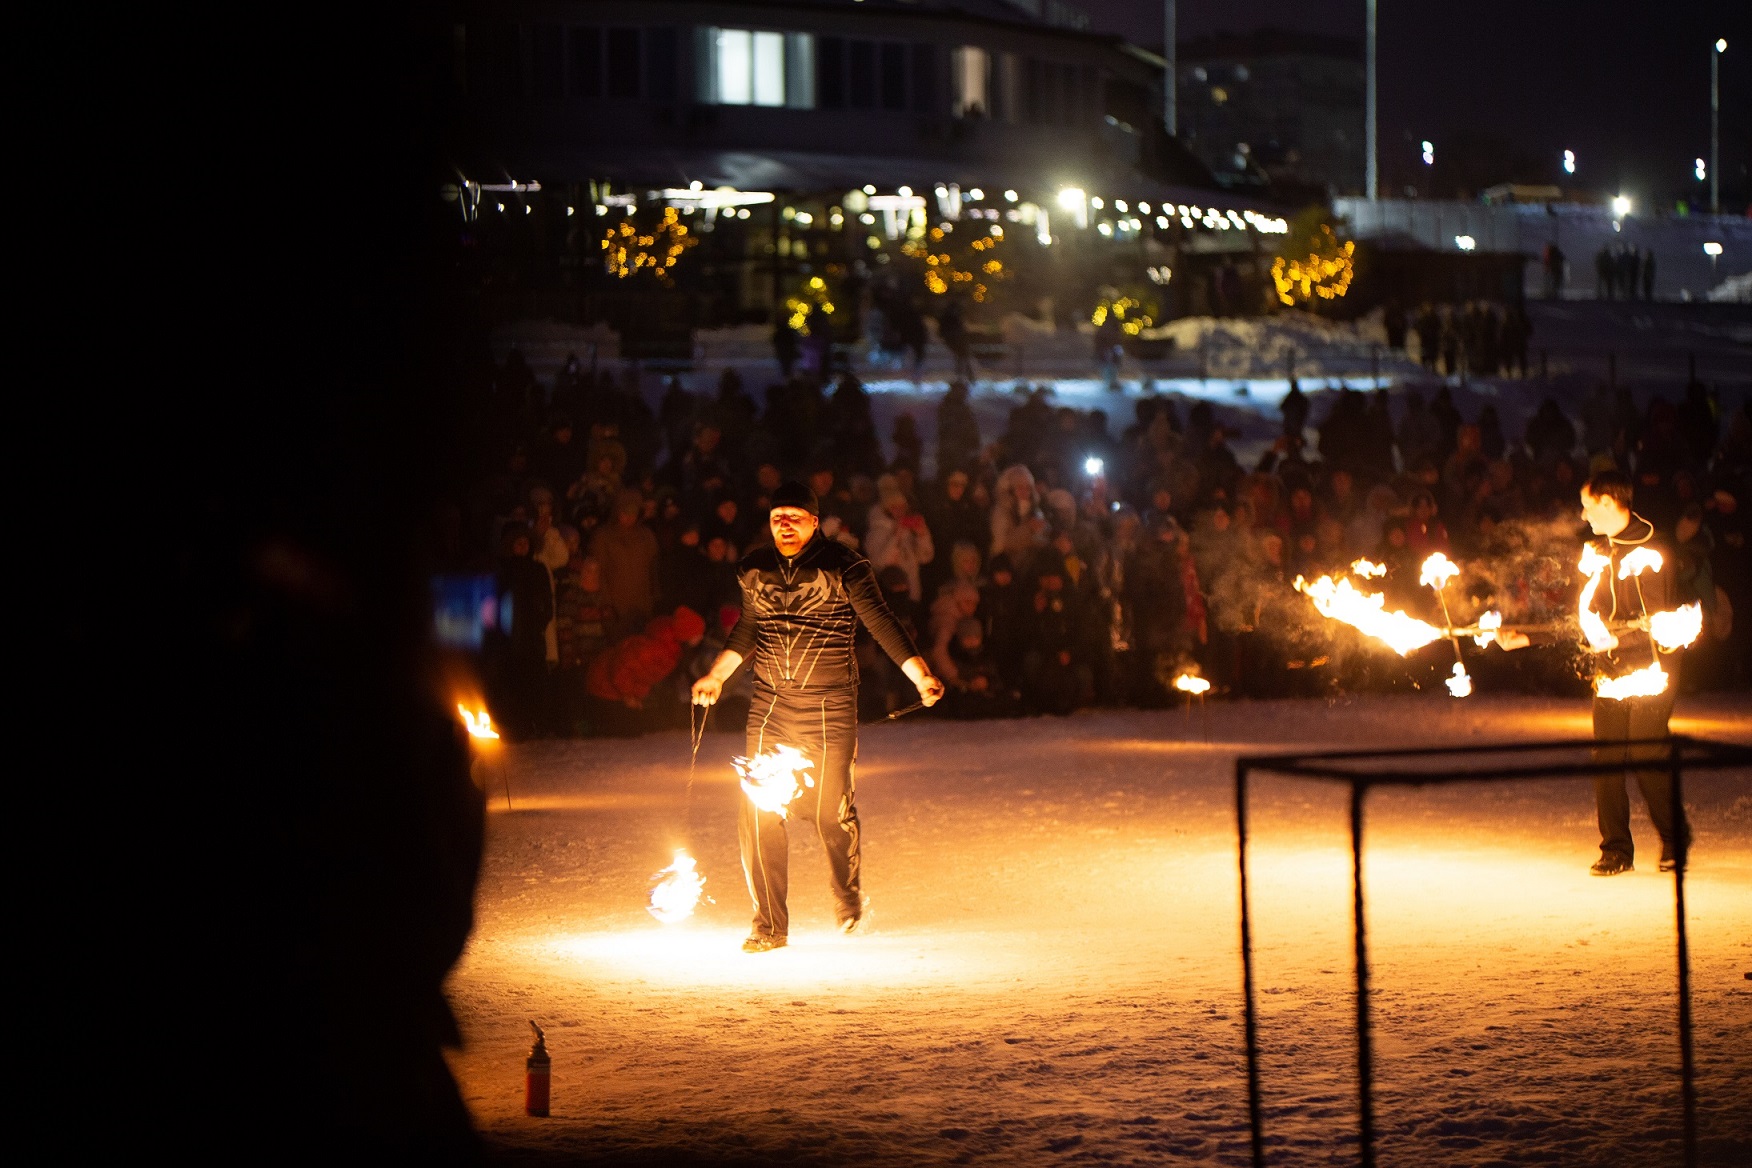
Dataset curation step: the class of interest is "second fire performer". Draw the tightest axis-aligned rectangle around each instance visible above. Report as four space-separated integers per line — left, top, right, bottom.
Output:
692 482 944 952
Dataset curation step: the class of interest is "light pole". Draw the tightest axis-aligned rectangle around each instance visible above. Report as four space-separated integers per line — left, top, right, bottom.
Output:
1164 0 1177 136
1366 0 1378 200
1712 38 1725 214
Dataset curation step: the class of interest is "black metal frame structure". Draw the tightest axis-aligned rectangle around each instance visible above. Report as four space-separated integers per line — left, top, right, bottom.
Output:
1233 734 1752 1168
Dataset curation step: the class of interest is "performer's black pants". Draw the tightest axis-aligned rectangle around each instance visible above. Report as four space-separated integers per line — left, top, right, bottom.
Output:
740 686 861 939
1591 676 1683 863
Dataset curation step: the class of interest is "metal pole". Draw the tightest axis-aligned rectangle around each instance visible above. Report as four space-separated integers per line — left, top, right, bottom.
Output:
1669 739 1698 1168
1236 763 1266 1168
1164 0 1177 137
1350 780 1377 1168
1711 43 1721 215
1365 0 1378 200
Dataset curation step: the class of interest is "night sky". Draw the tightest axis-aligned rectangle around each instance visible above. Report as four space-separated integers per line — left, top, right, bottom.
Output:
1087 0 1748 207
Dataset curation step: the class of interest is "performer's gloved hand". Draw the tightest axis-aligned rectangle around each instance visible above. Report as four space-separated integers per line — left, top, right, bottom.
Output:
691 677 722 706
901 656 945 706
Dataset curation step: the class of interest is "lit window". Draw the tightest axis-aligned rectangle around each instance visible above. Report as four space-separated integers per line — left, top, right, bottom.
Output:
707 28 811 107
952 46 988 117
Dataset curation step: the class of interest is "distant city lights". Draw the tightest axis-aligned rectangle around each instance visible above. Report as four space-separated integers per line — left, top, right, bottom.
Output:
1454 235 1477 251
1562 149 1576 175
1421 140 1434 165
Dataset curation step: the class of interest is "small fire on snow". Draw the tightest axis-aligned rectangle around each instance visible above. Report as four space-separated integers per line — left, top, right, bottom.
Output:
648 849 707 924
1444 663 1473 698
1173 674 1212 695
457 705 500 740
735 744 816 817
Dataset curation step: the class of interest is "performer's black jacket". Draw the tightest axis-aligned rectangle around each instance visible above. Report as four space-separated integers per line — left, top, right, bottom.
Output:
726 533 920 692
1584 513 1677 675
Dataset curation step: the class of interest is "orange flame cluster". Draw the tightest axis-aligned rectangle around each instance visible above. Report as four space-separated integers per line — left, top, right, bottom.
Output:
1173 673 1211 695
734 745 816 817
648 849 706 924
457 705 499 740
1294 560 1447 656
1577 544 1701 700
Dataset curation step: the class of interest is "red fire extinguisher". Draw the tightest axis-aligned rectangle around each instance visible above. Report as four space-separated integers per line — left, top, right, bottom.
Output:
525 1021 551 1117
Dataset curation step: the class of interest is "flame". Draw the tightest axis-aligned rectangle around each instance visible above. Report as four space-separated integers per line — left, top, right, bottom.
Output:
1577 545 1618 652
457 704 500 740
1444 662 1473 697
1419 552 1460 591
1351 559 1387 579
1649 602 1702 651
1473 611 1503 648
1596 663 1669 700
1174 673 1212 695
1295 573 1447 656
1617 547 1663 579
734 745 816 817
647 849 706 924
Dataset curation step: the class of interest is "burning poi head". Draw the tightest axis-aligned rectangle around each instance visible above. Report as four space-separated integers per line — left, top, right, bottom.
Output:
457 704 500 740
648 849 707 923
1418 552 1460 591
734 744 816 817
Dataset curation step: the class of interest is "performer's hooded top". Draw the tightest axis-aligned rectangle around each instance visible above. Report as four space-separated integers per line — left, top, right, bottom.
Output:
726 533 920 692
1583 512 1675 673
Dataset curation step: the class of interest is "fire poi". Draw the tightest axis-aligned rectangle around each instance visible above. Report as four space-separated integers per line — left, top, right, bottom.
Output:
648 849 707 923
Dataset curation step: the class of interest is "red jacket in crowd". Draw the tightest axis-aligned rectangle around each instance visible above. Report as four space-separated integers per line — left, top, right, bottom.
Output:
585 606 706 706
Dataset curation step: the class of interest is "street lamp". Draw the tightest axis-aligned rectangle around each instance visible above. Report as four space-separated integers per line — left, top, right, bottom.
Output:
1562 149 1576 176
1611 194 1632 218
1704 240 1723 274
1695 157 1707 182
1421 140 1435 166
1712 39 1725 214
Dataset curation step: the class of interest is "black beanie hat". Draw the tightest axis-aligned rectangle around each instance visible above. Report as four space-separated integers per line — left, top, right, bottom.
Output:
769 481 820 516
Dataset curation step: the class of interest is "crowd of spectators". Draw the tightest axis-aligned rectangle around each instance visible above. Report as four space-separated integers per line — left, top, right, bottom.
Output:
454 349 1752 738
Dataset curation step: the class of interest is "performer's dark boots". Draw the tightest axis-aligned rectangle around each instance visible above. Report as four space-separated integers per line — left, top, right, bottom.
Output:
740 690 861 943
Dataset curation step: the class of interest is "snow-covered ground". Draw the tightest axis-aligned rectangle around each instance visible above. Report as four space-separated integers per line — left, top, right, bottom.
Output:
444 695 1752 1166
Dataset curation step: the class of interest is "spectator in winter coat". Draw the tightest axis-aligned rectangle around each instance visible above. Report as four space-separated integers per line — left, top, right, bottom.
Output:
981 552 1030 683
935 381 982 477
924 471 988 591
990 463 1048 573
941 619 1017 719
554 556 617 734
586 606 707 709
928 580 984 685
588 488 660 634
496 527 553 738
865 475 935 602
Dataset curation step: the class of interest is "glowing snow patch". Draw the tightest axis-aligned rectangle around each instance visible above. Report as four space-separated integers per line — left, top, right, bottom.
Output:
648 849 706 924
1295 573 1447 655
735 744 816 816
1649 603 1702 651
1596 663 1669 700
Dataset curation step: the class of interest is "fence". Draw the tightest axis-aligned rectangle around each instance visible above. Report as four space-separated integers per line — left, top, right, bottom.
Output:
1233 735 1752 1168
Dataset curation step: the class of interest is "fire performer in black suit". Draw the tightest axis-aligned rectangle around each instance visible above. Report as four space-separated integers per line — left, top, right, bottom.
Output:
692 483 944 952
1502 470 1690 876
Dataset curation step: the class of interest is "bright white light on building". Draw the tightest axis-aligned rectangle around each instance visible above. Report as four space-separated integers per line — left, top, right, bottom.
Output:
1084 457 1104 476
1004 189 1018 202
1115 199 1128 212
1090 196 1104 210
794 211 813 226
1157 216 1169 229
1057 188 1085 211
1611 194 1632 217
1695 157 1707 181
1562 149 1576 175
566 206 575 217
897 185 912 197
689 180 703 191
1139 202 1150 213
1703 241 1723 256
1455 234 1476 251
1097 222 1112 236
968 188 984 201
1421 140 1434 165
863 185 876 195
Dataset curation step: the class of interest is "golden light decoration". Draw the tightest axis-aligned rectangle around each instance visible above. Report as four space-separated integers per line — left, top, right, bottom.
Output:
1090 294 1155 336
1271 225 1356 306
783 274 835 336
601 206 696 286
903 225 1005 302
